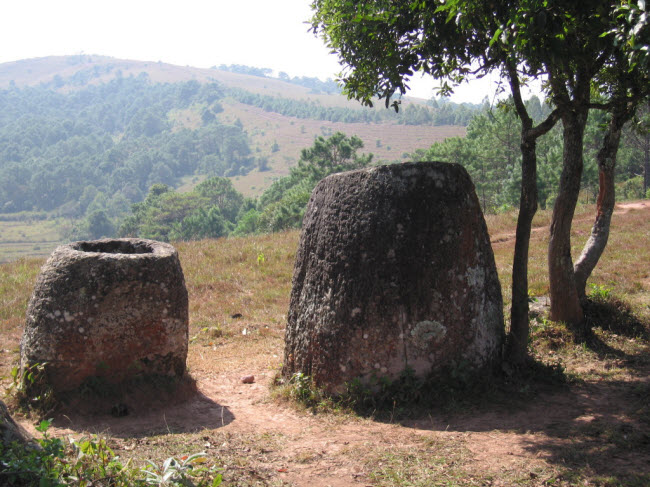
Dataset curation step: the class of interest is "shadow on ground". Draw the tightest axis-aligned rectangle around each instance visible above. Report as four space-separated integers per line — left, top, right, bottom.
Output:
51 382 235 438
391 299 650 485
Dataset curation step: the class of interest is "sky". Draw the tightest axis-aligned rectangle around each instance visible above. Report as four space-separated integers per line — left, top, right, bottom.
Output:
0 0 516 104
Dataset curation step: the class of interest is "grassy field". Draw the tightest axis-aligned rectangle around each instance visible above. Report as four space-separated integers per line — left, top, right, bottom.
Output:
0 218 67 264
1 202 649 486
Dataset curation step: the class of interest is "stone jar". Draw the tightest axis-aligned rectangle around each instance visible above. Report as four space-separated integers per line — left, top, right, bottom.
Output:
283 162 504 394
20 238 189 395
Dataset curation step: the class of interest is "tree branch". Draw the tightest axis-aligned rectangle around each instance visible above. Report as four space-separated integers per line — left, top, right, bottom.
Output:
505 60 533 130
529 109 561 139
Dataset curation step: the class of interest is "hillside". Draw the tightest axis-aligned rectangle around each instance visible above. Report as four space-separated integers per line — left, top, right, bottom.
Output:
0 56 468 197
222 100 465 196
0 54 430 108
0 55 472 262
1 202 649 486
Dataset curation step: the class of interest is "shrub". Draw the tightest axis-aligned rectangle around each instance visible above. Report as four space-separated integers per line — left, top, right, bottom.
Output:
0 419 223 487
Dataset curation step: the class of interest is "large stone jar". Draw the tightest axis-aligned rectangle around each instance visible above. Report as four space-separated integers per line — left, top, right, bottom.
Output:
283 162 504 394
21 238 189 395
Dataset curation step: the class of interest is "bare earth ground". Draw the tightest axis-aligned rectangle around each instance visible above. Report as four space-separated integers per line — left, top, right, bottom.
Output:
3 201 650 486
16 358 649 486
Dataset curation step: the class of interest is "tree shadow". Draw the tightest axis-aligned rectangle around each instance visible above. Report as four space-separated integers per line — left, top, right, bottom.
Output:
583 296 649 340
514 377 650 485
390 370 650 484
50 375 235 438
382 297 650 485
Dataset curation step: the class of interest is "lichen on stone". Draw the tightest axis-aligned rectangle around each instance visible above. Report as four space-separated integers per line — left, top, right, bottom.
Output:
410 320 447 349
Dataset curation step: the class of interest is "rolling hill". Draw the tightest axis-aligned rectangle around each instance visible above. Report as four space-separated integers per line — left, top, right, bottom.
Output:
0 55 467 197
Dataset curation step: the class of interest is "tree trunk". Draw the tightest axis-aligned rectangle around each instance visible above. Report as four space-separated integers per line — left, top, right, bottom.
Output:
573 166 615 300
639 103 650 196
504 64 559 364
508 137 537 364
549 110 587 326
574 111 627 300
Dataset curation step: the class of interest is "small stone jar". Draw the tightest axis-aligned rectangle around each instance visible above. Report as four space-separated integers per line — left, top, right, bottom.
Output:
20 238 189 395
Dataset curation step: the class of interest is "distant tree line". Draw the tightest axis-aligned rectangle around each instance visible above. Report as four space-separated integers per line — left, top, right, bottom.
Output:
117 133 372 241
229 88 479 126
217 63 341 94
412 97 649 213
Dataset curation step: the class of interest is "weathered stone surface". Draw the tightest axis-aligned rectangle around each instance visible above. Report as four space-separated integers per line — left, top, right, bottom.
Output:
283 162 504 393
21 238 188 394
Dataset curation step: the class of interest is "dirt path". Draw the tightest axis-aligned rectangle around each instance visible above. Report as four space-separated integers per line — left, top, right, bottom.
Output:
18 359 648 487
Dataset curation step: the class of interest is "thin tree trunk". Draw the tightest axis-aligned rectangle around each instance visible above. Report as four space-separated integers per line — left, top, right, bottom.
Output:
508 137 537 363
573 109 629 300
549 110 587 326
638 103 650 196
573 165 615 300
505 65 559 364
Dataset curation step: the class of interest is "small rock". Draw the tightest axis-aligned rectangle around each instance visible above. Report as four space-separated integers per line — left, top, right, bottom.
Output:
241 375 255 384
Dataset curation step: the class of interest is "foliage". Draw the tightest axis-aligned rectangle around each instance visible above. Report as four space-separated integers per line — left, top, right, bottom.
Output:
589 283 613 301
117 133 372 240
253 132 373 233
413 95 648 214
6 363 57 415
119 177 243 241
84 210 115 239
608 0 650 71
0 420 222 487
620 102 650 194
143 453 222 487
415 98 555 212
0 76 256 221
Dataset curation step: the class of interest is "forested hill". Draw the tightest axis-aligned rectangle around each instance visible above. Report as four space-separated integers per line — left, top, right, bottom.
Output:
0 55 475 210
1 56 647 263
0 77 251 214
0 55 482 261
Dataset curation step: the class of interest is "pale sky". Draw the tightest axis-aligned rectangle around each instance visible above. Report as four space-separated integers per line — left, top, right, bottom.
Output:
0 0 514 104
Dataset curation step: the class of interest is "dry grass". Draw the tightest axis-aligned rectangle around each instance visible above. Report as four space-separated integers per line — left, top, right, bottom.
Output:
490 201 650 309
0 202 649 487
175 232 296 378
0 257 42 329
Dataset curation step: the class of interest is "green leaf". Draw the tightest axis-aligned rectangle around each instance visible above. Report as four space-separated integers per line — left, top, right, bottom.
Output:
490 28 503 46
35 419 52 433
